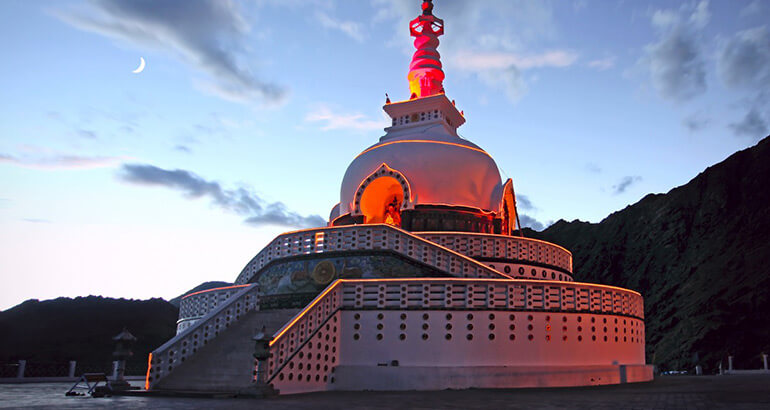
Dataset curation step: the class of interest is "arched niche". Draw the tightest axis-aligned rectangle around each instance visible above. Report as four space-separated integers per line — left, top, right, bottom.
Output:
352 164 412 226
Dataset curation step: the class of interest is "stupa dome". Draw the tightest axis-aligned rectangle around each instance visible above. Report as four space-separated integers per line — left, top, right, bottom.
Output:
339 127 503 216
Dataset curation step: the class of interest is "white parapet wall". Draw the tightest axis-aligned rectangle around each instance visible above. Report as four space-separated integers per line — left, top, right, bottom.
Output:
265 278 651 395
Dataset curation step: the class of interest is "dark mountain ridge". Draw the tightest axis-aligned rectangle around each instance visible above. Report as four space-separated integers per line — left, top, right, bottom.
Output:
531 136 770 372
0 296 178 372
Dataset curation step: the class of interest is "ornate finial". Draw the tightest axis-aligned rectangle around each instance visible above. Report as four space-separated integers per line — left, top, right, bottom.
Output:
407 1 445 99
385 93 391 104
422 0 434 16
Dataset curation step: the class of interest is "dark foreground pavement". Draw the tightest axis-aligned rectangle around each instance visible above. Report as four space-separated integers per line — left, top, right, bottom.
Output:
1 374 769 409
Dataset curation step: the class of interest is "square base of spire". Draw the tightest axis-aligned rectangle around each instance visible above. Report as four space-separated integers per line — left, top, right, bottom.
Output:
383 94 465 136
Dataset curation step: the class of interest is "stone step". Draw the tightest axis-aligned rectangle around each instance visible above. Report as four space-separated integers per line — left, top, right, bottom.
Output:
154 308 299 393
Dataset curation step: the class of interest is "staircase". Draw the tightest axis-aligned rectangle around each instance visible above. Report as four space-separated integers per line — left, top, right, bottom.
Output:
153 308 298 393
147 284 299 392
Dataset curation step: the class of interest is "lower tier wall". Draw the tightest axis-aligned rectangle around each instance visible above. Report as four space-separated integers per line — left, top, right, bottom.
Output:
270 309 648 395
339 310 645 367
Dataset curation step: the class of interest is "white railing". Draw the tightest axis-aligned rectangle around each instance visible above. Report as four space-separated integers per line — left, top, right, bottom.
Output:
415 231 573 273
177 285 251 334
146 284 261 389
338 279 642 318
234 224 512 285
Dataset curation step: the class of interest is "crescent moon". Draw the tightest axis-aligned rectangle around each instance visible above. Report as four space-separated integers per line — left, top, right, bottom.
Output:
132 57 146 74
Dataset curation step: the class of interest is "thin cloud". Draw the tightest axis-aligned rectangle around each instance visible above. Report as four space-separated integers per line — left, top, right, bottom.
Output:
587 56 616 71
612 176 642 195
78 129 98 139
477 66 527 102
718 26 770 89
729 108 768 141
718 26 770 139
453 50 578 71
689 0 711 29
53 0 286 104
518 214 544 231
23 218 52 224
316 11 364 42
454 50 576 102
739 1 764 18
585 163 602 174
516 194 535 211
0 152 125 170
119 163 324 228
640 1 709 102
512 194 541 230
683 111 711 132
174 145 192 153
305 105 385 132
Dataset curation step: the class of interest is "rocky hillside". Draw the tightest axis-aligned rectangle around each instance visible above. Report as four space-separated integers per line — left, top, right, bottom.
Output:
530 136 770 372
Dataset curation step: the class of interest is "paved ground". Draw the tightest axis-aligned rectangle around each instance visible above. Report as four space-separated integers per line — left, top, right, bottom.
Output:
1 375 769 409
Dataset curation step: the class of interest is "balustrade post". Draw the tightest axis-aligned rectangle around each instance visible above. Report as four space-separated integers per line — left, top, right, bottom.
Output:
68 360 77 378
16 360 26 378
728 355 734 371
762 353 768 371
112 360 120 379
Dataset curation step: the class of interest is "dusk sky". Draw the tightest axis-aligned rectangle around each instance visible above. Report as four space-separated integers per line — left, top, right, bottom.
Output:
1 0 768 310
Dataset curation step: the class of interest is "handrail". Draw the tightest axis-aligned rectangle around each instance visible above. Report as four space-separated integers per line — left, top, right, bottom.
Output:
265 306 341 385
265 280 344 384
146 283 261 389
265 280 343 383
234 223 513 285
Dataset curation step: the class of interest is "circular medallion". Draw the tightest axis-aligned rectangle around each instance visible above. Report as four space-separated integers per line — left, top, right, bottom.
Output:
312 261 336 285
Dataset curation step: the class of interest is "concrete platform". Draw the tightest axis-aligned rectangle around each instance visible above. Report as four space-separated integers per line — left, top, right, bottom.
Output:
0 375 145 384
2 374 770 409
332 364 653 391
